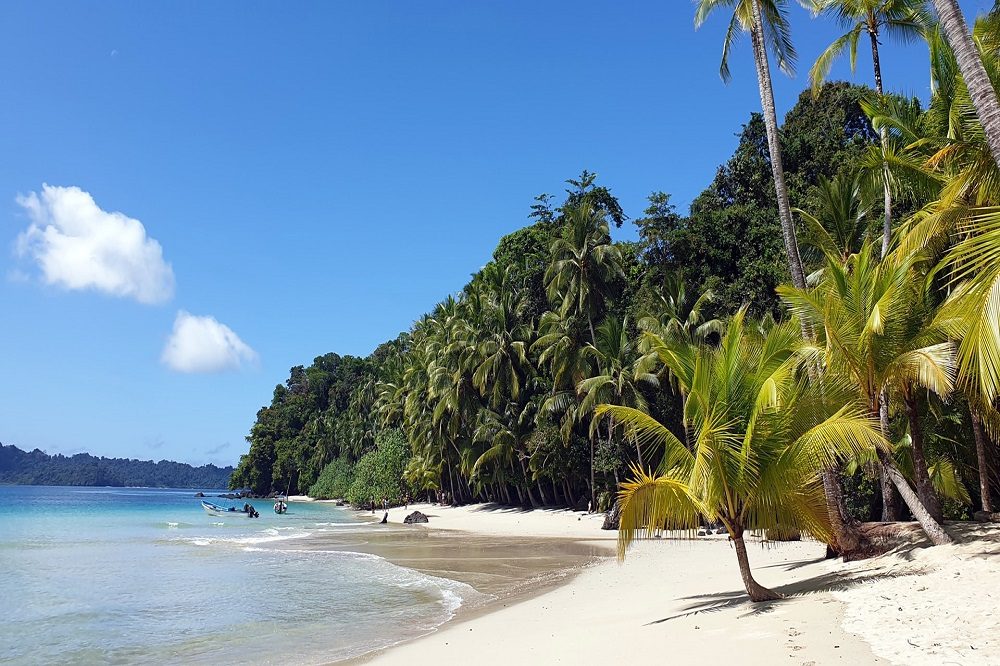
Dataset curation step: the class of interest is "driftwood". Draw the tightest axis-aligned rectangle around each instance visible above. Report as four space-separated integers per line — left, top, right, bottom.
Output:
974 511 1000 523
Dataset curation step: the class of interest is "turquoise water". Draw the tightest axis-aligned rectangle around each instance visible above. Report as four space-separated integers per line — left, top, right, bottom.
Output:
0 486 482 664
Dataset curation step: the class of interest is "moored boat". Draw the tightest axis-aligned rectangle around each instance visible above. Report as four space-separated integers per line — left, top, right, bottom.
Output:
202 500 259 518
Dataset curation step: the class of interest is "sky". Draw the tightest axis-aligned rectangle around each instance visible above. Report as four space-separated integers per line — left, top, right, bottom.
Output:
0 0 993 468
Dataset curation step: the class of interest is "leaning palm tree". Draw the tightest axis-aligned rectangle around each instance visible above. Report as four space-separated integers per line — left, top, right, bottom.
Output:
780 243 955 544
597 311 884 602
807 0 930 255
695 0 807 289
929 0 1000 168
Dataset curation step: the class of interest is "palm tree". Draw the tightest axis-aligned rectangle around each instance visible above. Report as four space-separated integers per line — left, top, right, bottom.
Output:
578 316 658 469
633 277 718 447
545 203 625 345
695 0 807 289
780 243 955 544
534 309 596 507
598 311 884 602
696 3 869 553
808 0 929 256
639 271 724 345
928 0 1000 168
795 170 876 265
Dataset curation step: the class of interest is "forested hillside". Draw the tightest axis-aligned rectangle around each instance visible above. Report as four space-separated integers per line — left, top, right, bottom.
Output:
230 82 978 518
0 444 233 488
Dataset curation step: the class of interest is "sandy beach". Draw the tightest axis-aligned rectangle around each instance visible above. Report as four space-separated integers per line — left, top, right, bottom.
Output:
339 502 1000 666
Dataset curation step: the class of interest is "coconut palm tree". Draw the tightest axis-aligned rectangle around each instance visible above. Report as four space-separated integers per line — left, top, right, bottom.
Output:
928 0 1000 168
779 243 955 544
598 311 884 602
545 203 624 345
696 2 869 553
534 309 596 507
639 271 724 345
795 170 876 265
695 0 807 289
807 0 930 255
578 316 658 469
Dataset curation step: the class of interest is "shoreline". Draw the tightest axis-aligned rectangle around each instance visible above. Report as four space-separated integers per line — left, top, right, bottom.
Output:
291 499 1000 666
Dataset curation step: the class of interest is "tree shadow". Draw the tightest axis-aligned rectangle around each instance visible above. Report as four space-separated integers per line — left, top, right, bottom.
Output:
644 560 925 625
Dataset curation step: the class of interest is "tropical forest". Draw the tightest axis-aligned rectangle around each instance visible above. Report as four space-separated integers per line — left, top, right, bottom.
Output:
230 0 1000 599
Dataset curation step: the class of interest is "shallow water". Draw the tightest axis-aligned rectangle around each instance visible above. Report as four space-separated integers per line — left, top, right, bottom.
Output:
0 486 483 664
0 487 605 664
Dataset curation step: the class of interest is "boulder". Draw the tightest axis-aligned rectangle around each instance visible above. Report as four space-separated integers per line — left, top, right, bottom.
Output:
194 492 205 498
404 511 429 524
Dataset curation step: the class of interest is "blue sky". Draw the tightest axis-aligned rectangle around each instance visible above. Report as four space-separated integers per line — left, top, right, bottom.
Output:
0 1 992 467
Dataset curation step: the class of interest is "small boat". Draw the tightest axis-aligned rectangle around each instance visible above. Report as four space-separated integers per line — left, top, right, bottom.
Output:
202 501 259 518
273 501 287 514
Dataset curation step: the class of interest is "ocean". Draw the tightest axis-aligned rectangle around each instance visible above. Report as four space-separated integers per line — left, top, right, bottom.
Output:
0 486 488 665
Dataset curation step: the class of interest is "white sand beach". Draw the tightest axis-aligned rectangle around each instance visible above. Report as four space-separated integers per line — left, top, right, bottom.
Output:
350 502 1000 666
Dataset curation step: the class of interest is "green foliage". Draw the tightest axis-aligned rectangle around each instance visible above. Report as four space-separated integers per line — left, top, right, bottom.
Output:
308 455 354 500
345 430 411 507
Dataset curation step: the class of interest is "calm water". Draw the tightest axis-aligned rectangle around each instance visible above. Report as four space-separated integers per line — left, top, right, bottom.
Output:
0 486 483 665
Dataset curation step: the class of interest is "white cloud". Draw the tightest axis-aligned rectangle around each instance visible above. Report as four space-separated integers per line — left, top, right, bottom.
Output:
161 311 257 373
15 184 174 304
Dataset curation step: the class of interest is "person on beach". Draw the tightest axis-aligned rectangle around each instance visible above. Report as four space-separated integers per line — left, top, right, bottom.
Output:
370 497 375 514
382 497 388 512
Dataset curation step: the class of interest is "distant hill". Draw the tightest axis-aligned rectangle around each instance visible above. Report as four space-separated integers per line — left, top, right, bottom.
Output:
0 443 233 489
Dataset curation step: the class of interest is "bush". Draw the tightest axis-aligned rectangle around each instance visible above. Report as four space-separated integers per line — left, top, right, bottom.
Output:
308 455 354 500
345 429 411 507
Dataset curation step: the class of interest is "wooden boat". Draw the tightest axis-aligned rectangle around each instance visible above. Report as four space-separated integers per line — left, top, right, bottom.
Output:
201 501 258 517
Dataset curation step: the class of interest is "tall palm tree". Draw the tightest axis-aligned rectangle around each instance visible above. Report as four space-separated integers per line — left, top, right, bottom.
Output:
695 3 873 552
598 311 884 602
780 243 955 544
695 0 807 289
929 0 1000 168
534 309 596 506
578 316 658 468
808 0 930 255
545 203 624 345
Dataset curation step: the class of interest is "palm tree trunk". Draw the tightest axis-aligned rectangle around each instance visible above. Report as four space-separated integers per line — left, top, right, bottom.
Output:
972 411 994 513
519 458 540 508
731 528 782 602
931 0 1000 168
550 478 562 505
589 433 596 513
904 393 944 522
751 0 863 553
448 463 457 505
878 450 953 545
822 467 863 554
879 399 902 521
564 478 577 508
868 30 893 257
750 0 806 289
536 480 548 506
